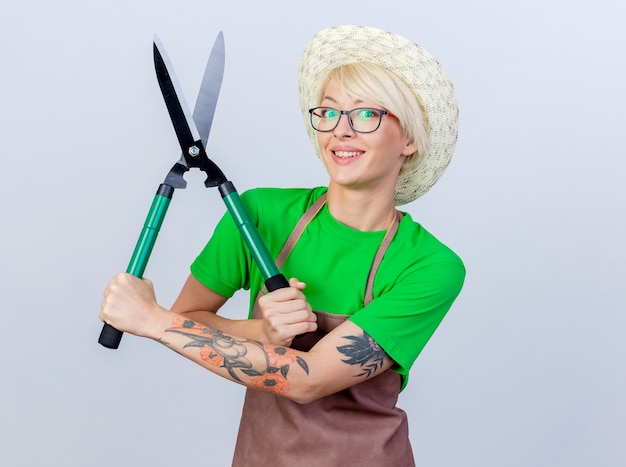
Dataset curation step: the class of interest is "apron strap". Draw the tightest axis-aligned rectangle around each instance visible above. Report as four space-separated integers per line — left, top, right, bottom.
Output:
256 193 327 297
364 211 402 306
275 193 328 270
255 191 401 307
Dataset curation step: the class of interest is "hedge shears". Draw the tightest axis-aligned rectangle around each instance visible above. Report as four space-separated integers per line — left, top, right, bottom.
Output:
98 32 289 349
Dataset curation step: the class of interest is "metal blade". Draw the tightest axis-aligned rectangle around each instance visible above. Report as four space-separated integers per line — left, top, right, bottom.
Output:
153 35 202 154
194 31 225 146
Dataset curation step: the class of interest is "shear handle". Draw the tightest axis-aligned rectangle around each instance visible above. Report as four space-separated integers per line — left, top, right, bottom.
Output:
98 184 175 349
218 181 289 291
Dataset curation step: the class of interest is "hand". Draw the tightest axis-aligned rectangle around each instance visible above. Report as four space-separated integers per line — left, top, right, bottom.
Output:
258 278 317 347
99 273 168 339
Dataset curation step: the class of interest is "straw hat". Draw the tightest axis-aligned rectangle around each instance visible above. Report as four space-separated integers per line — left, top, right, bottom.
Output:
298 25 459 205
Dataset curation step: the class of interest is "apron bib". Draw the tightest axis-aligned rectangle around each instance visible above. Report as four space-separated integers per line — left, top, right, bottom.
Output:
232 194 415 467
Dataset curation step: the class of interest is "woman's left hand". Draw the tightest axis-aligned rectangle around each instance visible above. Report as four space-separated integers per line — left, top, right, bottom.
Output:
99 272 169 339
257 277 317 347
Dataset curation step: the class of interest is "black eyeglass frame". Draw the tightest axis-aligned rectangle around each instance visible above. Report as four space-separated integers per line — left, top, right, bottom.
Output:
308 107 396 134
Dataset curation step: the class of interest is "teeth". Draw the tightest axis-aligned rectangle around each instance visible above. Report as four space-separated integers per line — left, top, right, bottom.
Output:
334 151 360 158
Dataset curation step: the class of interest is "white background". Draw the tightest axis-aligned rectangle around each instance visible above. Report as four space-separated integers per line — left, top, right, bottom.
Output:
1 0 624 465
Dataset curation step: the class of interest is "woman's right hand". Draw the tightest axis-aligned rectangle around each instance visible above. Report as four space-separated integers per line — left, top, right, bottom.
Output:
258 278 318 347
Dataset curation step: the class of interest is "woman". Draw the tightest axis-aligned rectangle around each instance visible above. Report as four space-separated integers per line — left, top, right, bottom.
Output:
100 25 465 466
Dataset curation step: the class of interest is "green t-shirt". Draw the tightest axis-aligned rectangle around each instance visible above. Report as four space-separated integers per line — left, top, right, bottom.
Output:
191 187 465 389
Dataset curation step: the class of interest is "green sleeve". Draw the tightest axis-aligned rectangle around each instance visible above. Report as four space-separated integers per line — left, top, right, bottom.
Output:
350 259 466 390
190 187 326 301
190 200 253 299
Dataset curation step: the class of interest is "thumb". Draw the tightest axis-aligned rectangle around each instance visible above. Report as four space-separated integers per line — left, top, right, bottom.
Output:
288 277 307 290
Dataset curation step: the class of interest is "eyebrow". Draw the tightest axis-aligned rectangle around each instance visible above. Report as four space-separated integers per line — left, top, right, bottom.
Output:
321 95 364 105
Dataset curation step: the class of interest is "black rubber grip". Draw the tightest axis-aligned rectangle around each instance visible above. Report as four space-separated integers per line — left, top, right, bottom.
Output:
99 323 123 349
265 273 289 292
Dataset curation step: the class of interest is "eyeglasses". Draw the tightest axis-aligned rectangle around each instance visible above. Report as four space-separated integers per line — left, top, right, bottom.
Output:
308 107 397 133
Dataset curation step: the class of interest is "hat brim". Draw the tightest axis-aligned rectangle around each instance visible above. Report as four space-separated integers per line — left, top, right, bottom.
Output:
298 25 459 205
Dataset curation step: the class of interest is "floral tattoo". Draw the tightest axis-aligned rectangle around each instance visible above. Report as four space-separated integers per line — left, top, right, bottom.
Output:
165 316 309 395
337 331 390 378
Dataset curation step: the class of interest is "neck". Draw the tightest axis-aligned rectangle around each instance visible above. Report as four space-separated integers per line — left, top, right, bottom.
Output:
325 184 397 232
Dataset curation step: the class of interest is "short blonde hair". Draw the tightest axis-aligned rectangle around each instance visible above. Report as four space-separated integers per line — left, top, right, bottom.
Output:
318 62 429 167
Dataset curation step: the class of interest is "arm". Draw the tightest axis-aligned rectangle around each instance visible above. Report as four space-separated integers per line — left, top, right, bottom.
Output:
172 274 317 346
100 273 391 404
159 313 391 404
170 274 261 339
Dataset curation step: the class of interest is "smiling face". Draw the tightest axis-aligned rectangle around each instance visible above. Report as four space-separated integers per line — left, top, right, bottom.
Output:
316 81 417 200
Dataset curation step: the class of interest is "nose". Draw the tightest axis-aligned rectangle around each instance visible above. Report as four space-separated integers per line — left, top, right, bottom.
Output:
332 113 355 137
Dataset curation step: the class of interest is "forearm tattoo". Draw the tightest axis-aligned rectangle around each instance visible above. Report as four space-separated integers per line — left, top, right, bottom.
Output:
165 316 309 395
337 331 391 378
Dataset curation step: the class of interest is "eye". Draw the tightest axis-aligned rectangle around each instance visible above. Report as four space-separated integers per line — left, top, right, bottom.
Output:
354 108 379 120
321 108 339 119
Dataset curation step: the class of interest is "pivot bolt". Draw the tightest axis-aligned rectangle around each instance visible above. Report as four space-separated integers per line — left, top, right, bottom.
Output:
189 146 200 157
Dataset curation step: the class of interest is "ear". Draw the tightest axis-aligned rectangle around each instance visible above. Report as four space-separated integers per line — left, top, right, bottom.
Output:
401 137 418 157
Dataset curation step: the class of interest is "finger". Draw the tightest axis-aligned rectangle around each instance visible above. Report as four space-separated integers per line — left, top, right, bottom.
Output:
259 287 305 306
269 308 309 323
99 298 111 324
288 277 307 290
286 320 318 335
264 318 318 346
